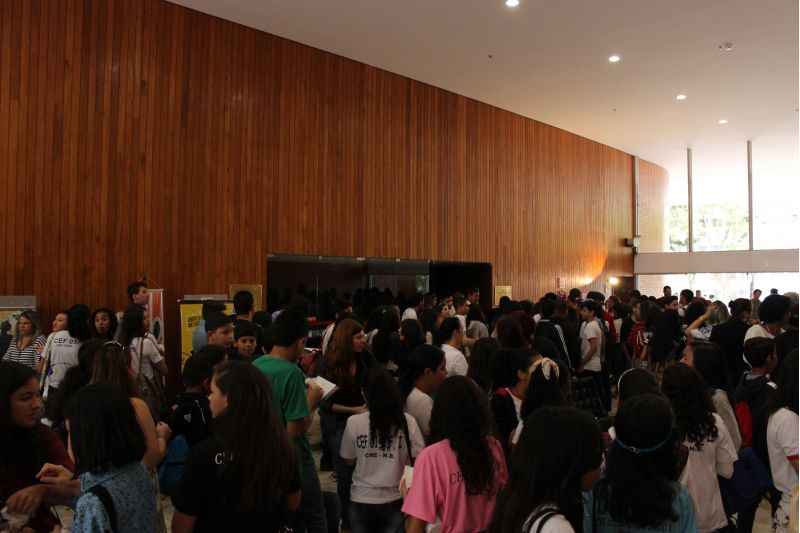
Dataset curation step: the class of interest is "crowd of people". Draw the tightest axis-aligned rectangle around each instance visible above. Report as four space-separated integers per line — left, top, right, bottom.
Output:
1 280 798 533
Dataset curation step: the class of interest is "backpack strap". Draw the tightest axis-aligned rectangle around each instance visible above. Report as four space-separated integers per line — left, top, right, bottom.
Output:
400 414 415 466
89 484 118 533
522 506 558 533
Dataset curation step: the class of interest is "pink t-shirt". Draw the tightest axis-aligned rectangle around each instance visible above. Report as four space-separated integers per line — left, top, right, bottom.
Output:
402 437 508 533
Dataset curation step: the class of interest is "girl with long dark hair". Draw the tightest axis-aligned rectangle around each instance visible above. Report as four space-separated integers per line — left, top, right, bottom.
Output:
321 318 374 528
172 361 300 532
66 383 157 533
46 338 104 442
398 344 447 439
586 393 697 532
1 361 76 531
467 337 500 394
662 363 736 532
490 406 603 533
340 368 424 533
681 341 742 450
90 343 167 471
371 309 402 366
119 306 168 417
397 318 425 371
403 376 508 533
490 348 536 457
511 358 569 445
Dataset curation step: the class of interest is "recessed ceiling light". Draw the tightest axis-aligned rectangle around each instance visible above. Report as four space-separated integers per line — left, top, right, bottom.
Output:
718 119 728 125
608 55 621 63
505 0 519 7
676 94 687 101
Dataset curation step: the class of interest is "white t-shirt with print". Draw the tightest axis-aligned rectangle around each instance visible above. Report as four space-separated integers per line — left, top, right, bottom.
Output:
405 387 433 438
580 321 602 372
44 331 82 391
340 412 425 504
744 324 780 342
679 413 737 533
129 333 164 380
767 408 799 499
441 344 468 377
402 308 419 322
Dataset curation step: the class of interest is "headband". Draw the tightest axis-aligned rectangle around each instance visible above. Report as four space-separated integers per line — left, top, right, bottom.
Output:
615 434 671 455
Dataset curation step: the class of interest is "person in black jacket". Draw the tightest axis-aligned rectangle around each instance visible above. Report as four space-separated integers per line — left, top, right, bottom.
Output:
168 354 213 447
534 299 571 369
709 298 752 391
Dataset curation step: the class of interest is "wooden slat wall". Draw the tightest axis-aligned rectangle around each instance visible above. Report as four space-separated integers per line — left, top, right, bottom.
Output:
638 159 670 253
0 0 666 371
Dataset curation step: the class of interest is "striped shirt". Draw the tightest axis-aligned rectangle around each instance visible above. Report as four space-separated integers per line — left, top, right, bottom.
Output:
3 335 47 368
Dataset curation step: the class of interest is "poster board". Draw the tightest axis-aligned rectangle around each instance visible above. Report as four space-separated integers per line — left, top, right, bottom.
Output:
228 284 263 311
147 289 165 345
494 285 513 306
179 299 234 368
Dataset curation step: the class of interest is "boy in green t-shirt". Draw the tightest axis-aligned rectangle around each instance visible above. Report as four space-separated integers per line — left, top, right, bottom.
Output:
253 308 326 533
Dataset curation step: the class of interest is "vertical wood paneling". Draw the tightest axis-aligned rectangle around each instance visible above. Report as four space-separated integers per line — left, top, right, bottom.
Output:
639 159 670 253
0 0 665 375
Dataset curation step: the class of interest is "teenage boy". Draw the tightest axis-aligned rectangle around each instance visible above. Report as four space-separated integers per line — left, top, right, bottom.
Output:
578 300 607 416
439 317 468 377
232 320 258 361
232 290 264 354
168 354 213 447
253 308 327 533
114 280 149 340
191 300 225 352
127 280 149 309
734 337 778 450
734 336 779 532
205 313 234 349
745 294 791 342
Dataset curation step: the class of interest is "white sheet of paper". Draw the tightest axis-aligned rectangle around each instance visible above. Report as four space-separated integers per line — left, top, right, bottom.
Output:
306 376 338 399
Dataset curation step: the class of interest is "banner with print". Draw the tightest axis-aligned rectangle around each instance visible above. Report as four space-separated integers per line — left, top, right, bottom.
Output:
147 289 165 345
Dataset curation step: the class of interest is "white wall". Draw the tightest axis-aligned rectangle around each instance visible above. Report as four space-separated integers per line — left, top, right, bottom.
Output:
634 249 799 274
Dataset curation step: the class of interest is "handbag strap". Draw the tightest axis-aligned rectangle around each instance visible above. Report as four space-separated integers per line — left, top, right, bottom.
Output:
400 414 415 466
137 337 145 376
89 484 118 533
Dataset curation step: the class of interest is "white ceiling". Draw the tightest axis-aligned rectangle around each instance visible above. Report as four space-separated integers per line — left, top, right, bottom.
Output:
169 0 799 188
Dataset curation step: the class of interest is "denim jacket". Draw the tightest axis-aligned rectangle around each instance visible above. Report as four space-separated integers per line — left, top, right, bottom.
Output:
73 462 157 533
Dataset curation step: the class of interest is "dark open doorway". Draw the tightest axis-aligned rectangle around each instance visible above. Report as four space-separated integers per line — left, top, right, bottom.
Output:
266 254 493 318
429 261 493 313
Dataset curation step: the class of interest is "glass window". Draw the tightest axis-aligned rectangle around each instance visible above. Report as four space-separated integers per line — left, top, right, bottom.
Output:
751 272 800 296
667 161 689 252
752 140 800 250
691 145 749 251
638 272 799 304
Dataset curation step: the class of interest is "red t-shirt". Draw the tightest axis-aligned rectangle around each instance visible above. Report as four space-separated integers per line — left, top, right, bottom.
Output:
0 425 74 530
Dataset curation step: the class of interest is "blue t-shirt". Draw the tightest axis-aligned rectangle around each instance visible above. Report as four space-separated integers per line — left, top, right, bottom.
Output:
583 483 697 533
73 462 156 533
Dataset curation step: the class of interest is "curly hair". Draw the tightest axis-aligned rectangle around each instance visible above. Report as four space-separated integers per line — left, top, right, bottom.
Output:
661 363 718 449
429 376 497 495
